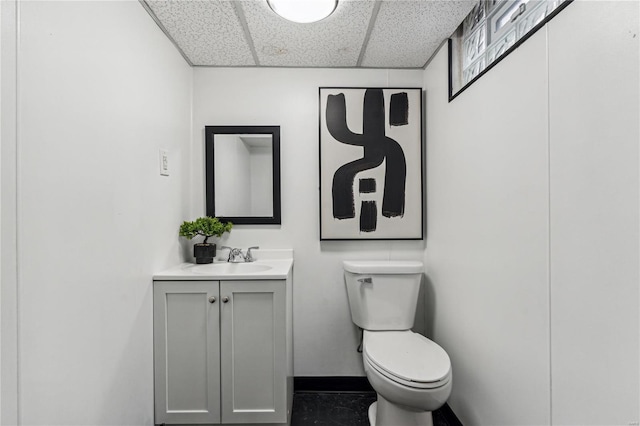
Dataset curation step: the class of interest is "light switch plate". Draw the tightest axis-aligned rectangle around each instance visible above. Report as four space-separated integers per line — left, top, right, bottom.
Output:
159 149 169 176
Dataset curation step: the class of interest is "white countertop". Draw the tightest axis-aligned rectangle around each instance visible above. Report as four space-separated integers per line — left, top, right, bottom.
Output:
153 249 293 281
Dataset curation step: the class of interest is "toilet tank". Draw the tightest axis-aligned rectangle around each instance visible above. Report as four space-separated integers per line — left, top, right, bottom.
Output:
343 260 424 331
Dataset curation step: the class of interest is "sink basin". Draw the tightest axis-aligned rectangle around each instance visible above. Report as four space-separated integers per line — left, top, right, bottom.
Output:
189 262 273 275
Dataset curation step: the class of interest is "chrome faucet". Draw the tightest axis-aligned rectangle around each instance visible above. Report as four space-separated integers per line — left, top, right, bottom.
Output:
220 246 259 263
245 246 259 262
220 246 245 263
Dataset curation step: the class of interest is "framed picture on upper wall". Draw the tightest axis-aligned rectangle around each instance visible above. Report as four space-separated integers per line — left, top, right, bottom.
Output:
319 87 423 240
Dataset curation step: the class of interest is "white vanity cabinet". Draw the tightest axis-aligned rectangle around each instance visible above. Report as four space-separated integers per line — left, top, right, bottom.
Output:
153 281 221 425
153 255 293 426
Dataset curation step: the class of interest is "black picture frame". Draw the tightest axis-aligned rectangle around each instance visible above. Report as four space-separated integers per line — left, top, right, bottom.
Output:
319 87 424 240
205 125 281 225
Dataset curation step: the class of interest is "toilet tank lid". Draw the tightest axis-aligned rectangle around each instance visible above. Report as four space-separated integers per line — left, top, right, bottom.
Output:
343 260 424 274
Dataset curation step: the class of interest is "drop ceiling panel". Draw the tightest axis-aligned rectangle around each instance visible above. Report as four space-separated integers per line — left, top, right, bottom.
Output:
143 0 478 69
362 0 476 68
146 0 255 66
240 0 375 67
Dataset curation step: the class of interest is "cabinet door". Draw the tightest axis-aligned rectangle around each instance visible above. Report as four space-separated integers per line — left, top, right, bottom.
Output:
154 281 220 424
220 280 287 424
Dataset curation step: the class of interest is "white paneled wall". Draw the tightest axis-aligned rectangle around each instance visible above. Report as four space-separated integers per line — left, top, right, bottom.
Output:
424 28 551 426
1 2 19 424
14 2 192 424
548 2 639 423
424 1 639 424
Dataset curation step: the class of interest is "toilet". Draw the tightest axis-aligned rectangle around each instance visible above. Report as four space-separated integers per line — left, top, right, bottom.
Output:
344 260 452 426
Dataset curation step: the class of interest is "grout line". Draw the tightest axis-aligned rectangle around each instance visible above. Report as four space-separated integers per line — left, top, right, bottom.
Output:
357 1 381 67
232 1 260 66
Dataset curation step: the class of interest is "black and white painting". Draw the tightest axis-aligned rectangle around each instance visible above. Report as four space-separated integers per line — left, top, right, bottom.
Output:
319 87 423 240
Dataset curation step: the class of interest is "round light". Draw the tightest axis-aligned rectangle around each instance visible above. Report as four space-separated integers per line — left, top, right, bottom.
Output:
267 0 338 23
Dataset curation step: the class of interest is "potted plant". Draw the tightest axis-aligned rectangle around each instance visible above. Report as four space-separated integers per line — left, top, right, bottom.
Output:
179 216 233 264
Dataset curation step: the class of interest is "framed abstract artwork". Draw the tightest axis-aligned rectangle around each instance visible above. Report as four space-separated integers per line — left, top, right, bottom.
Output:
319 87 423 240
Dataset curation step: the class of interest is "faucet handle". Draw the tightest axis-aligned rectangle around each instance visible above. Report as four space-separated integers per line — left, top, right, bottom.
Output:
245 246 259 262
219 246 234 262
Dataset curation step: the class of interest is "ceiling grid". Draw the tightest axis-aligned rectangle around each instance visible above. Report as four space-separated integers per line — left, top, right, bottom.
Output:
232 1 261 65
142 0 477 69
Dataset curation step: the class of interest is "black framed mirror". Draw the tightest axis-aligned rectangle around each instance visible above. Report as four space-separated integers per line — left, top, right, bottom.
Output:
205 125 281 225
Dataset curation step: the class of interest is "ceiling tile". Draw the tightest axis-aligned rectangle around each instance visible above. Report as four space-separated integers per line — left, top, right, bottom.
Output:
240 0 375 67
362 0 476 68
146 0 255 66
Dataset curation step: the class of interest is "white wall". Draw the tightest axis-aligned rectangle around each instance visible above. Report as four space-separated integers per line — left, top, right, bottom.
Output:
423 1 639 424
548 2 639 423
215 134 252 216
424 25 551 426
15 1 192 424
1 2 19 424
192 68 426 376
249 144 272 216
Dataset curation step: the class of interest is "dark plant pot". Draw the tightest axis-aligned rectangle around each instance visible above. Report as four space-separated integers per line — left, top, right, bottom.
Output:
194 243 216 264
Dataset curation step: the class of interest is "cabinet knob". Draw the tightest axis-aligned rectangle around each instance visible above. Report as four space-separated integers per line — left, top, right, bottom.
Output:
208 296 216 304
222 296 229 303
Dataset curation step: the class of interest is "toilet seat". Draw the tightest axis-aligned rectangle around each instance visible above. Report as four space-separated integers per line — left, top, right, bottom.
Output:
363 331 451 389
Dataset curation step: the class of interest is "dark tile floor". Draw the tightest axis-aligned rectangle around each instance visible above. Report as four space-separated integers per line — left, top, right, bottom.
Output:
291 392 461 426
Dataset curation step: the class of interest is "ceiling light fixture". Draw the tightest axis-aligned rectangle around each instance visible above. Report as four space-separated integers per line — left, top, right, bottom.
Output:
267 0 338 23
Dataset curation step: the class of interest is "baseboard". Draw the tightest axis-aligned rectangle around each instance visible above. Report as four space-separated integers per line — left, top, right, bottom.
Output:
435 402 464 426
294 376 374 393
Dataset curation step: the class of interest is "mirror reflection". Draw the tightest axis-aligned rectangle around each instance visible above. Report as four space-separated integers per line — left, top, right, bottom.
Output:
205 126 281 225
214 134 273 216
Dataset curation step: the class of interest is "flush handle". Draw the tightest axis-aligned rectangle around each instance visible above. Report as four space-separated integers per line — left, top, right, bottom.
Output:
358 277 372 284
208 296 216 304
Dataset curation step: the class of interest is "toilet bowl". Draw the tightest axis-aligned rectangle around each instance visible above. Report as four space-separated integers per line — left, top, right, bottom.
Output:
343 260 453 426
362 330 451 426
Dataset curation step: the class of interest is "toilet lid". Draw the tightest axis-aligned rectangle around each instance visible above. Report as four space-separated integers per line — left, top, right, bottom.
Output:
364 331 451 385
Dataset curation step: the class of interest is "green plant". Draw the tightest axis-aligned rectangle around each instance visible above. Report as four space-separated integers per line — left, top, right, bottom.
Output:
179 216 232 244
